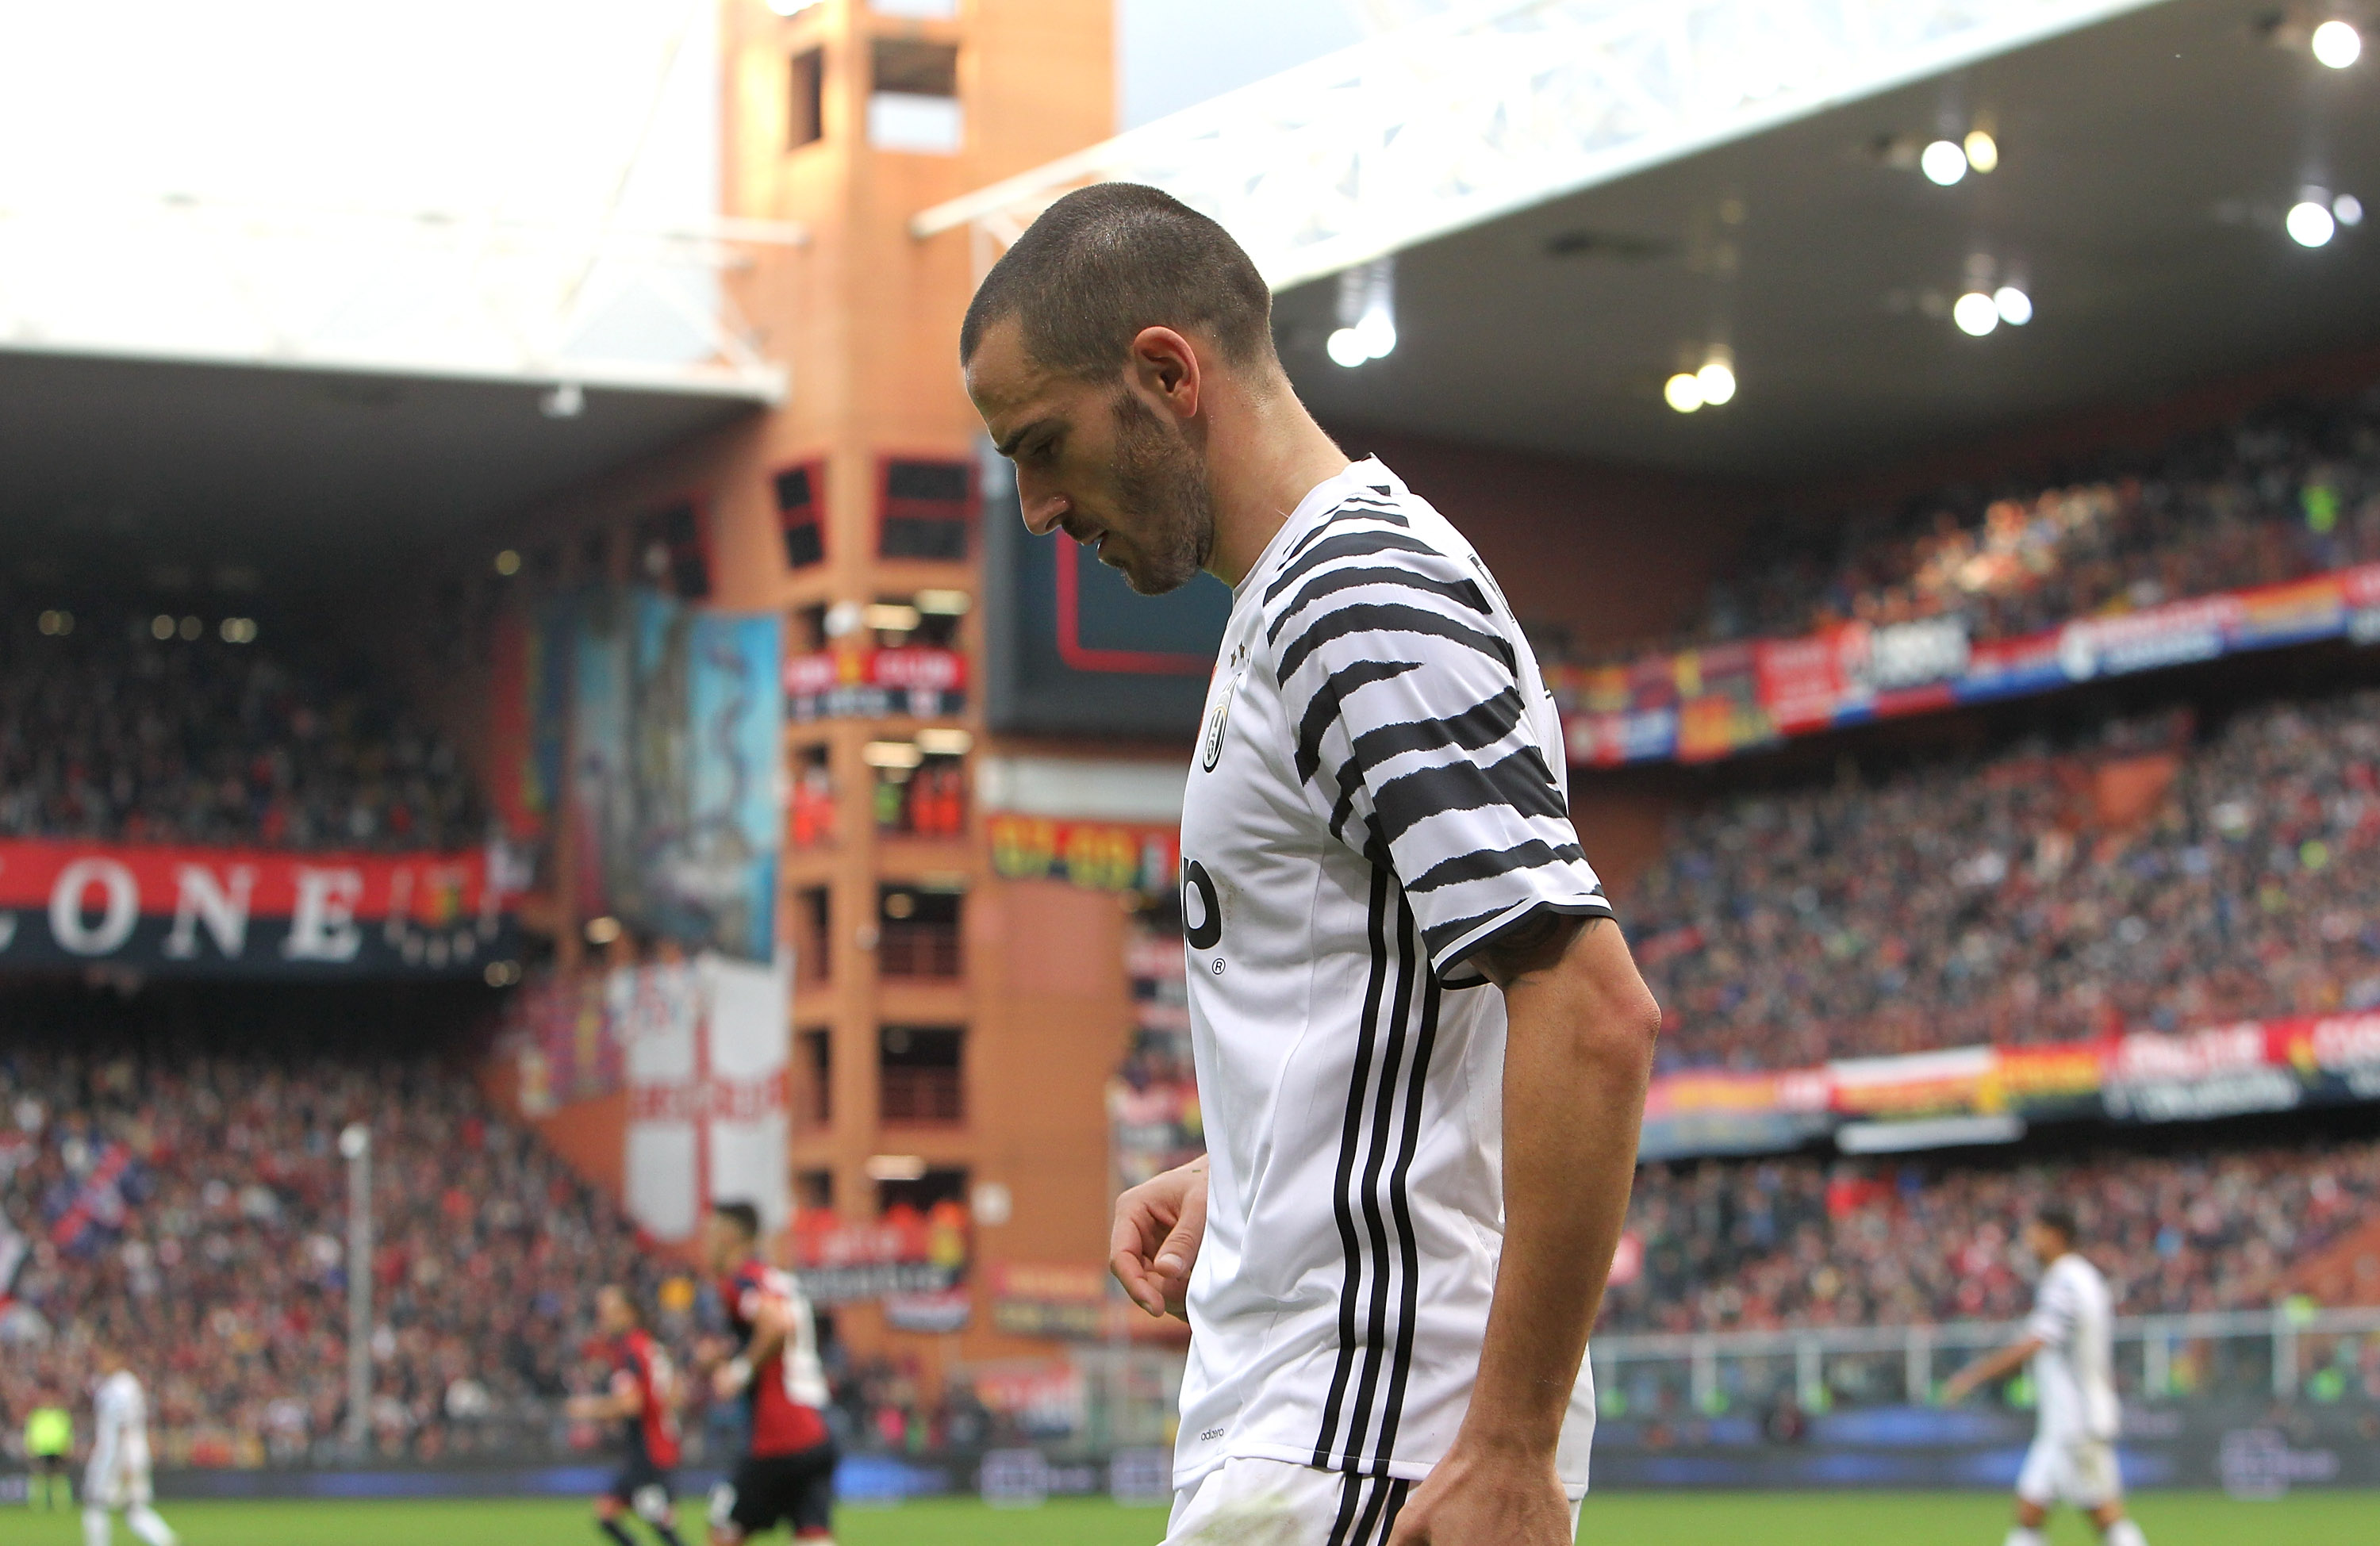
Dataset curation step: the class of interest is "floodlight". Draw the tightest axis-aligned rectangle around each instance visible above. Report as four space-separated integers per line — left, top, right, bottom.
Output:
2288 200 2337 247
1326 328 1368 368
1993 286 2033 325
1695 361 1737 405
1963 131 1998 173
1921 140 1967 186
2336 194 2364 227
2313 20 2361 69
1353 309 1397 361
1953 292 2000 336
493 549 522 576
1664 373 1705 412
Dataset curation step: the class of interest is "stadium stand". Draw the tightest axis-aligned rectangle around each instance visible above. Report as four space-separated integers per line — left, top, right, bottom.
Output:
0 997 652 1467
0 605 483 852
1587 389 2380 661
1603 1136 2380 1338
1630 687 2380 1069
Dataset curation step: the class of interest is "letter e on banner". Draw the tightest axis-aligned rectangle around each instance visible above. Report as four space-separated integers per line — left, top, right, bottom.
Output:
164 865 256 960
282 868 365 961
50 858 138 956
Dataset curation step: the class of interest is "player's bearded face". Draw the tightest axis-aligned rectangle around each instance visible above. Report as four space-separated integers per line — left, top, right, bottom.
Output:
1102 386 1212 596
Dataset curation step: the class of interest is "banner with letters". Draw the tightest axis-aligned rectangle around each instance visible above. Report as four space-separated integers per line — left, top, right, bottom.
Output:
1638 1009 2380 1160
0 838 509 978
1557 562 2380 767
620 952 792 1243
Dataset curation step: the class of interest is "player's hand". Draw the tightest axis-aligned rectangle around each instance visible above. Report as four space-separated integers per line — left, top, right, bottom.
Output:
1385 1441 1572 1546
1110 1157 1207 1318
1937 1372 1974 1406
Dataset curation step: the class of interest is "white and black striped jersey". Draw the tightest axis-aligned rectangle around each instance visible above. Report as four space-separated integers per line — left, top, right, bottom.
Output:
1173 456 1611 1498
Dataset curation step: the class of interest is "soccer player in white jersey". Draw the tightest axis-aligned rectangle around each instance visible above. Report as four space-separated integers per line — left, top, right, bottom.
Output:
962 184 1661 1546
83 1345 178 1546
1942 1206 2148 1546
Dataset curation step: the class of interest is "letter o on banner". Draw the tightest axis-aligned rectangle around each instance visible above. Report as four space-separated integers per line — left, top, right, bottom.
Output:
51 857 140 956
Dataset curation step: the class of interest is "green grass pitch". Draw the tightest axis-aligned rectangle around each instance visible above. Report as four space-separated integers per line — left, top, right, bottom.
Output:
31 1490 2378 1545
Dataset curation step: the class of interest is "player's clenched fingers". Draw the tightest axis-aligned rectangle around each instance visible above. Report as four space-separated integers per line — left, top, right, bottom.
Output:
1110 1195 1172 1314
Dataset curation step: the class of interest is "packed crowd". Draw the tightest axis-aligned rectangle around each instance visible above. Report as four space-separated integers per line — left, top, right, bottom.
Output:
0 1025 658 1467
1603 1136 2380 1337
1611 389 2380 658
1629 687 2380 1068
0 607 484 852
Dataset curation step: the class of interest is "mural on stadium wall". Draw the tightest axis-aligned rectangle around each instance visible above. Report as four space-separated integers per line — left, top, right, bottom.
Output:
0 838 510 978
567 589 782 962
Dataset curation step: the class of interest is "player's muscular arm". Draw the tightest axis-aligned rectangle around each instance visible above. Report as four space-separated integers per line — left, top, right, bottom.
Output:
1389 913 1659 1546
1110 1154 1209 1318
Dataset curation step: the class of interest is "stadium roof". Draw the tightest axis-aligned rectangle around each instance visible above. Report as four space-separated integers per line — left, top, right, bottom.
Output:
927 0 2380 479
0 347 764 596
0 200 790 593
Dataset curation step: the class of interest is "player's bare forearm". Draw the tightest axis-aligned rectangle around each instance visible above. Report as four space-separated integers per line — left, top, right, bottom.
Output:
1392 915 1658 1544
1469 915 1656 1450
1942 1337 2041 1402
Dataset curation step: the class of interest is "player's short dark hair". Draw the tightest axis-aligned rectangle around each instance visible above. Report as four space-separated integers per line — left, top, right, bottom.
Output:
713 1200 762 1241
959 182 1276 379
2034 1203 2079 1245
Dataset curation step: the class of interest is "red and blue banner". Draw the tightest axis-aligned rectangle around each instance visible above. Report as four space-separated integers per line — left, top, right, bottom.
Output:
0 838 509 978
1559 562 2380 766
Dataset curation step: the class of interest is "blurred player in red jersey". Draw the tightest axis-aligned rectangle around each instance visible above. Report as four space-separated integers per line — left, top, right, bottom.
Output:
566 1284 688 1546
701 1201 837 1545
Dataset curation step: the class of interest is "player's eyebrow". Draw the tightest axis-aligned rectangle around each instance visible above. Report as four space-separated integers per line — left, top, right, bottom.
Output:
994 417 1054 459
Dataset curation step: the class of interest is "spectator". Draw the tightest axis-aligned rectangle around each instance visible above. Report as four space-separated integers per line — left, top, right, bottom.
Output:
1630 689 2380 1068
1601 1137 2380 1336
0 606 483 854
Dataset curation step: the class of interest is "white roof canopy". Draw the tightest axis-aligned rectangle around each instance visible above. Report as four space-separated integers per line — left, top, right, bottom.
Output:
916 0 2172 291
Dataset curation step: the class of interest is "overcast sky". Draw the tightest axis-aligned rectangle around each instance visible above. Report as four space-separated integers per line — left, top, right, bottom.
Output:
0 0 1415 220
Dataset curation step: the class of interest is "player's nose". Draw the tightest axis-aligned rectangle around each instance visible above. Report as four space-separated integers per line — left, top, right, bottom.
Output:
1018 476 1071 537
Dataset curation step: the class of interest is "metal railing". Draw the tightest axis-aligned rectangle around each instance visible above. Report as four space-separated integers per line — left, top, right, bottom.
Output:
1591 1306 2380 1417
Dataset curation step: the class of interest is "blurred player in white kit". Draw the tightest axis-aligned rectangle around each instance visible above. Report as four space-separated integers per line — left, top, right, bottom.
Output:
1941 1206 2147 1546
83 1345 178 1546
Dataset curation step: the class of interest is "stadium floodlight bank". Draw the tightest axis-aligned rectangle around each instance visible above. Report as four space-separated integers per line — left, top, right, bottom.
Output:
916 0 2174 290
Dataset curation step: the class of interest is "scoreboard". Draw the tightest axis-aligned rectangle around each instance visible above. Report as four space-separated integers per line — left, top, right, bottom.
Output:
980 444 1230 737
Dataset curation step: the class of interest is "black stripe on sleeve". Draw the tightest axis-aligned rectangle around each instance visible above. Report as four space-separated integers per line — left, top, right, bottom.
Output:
1311 865 1394 1469
1284 501 1412 566
1368 745 1568 847
1266 528 1443 606
1294 658 1423 784
1276 603 1516 685
1403 836 1589 896
1330 686 1529 791
1265 565 1491 647
1422 892 1614 976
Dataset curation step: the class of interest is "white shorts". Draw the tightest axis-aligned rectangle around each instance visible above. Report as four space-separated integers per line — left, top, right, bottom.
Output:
86 1467 154 1510
1162 1456 1582 1546
2016 1433 2121 1510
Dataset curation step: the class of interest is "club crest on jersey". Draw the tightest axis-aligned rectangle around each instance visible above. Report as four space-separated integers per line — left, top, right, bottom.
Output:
1200 670 1242 772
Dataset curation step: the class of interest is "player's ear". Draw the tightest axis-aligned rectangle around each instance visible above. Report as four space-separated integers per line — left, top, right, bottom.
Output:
1127 326 1201 421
